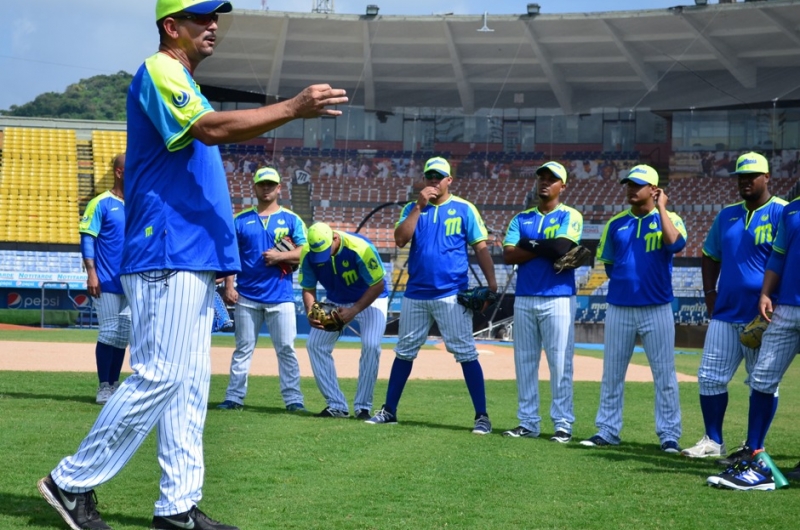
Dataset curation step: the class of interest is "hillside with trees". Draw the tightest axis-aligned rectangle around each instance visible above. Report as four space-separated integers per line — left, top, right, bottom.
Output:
1 71 132 121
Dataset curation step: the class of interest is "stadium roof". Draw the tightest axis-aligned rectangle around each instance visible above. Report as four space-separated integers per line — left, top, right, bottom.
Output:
196 0 800 115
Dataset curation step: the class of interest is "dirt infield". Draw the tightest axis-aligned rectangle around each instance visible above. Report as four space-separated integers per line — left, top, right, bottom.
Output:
0 339 696 382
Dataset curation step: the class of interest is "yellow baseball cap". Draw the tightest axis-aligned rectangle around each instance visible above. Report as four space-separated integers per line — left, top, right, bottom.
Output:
253 167 281 185
536 161 568 184
732 152 769 175
307 222 334 264
423 157 451 178
156 0 232 21
621 164 659 186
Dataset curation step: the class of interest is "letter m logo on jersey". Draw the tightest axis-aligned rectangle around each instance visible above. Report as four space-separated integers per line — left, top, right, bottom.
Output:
273 227 289 242
544 224 561 239
753 223 774 245
342 269 358 286
644 231 663 252
444 216 462 236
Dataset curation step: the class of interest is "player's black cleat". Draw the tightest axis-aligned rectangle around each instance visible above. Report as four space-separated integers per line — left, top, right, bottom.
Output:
152 506 239 530
708 460 775 491
716 445 753 467
216 400 243 410
354 409 372 420
315 406 350 418
784 461 800 482
550 430 572 443
37 474 112 530
580 435 612 447
365 406 397 424
502 426 537 438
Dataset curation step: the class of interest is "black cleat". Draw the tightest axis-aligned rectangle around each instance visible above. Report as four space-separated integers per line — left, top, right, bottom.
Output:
151 506 239 530
354 409 372 420
315 406 350 418
37 474 112 530
716 445 753 467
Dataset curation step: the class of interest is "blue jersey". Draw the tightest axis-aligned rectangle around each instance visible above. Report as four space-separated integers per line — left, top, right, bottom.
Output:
703 196 786 323
503 203 583 297
398 195 488 300
299 231 388 304
598 208 687 306
234 207 307 304
121 52 240 276
768 198 800 306
79 191 125 295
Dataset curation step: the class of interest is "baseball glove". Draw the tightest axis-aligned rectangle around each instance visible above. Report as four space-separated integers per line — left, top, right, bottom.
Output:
553 245 592 273
308 302 346 332
740 313 770 349
273 236 299 275
456 287 498 313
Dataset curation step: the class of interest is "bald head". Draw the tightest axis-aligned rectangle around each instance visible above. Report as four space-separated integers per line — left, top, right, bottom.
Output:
113 153 125 171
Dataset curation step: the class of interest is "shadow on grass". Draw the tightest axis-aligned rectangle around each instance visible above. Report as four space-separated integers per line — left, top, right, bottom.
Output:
0 490 150 529
0 391 96 406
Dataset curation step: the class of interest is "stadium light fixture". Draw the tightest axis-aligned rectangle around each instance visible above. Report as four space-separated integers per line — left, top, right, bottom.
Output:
527 3 541 15
366 5 379 16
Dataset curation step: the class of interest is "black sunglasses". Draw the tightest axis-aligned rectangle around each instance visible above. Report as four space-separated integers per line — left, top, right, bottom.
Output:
173 13 219 26
424 170 446 180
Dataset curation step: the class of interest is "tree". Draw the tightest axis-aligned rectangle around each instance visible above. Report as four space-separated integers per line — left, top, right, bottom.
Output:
1 71 133 121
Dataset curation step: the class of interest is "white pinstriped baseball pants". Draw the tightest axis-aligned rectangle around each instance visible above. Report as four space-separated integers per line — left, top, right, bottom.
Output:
395 295 479 363
223 296 303 406
52 270 215 516
513 295 576 435
93 292 131 350
594 303 682 445
307 297 387 412
749 304 800 395
698 319 760 395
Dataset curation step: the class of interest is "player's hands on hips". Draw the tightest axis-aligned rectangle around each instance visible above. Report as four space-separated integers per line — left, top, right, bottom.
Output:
289 84 348 119
416 186 440 208
223 283 238 305
654 187 669 210
87 271 101 298
759 294 774 322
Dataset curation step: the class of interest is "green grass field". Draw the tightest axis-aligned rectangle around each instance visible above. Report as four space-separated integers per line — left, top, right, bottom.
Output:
1 331 799 529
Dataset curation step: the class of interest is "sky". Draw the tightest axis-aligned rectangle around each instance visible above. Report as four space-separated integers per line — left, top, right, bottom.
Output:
0 0 688 112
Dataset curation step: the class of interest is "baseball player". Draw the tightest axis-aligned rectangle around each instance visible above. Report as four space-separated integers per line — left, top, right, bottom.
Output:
217 167 307 412
365 156 498 434
37 1 347 529
708 190 800 489
300 222 389 420
79 153 130 405
501 161 583 442
683 152 785 459
580 165 686 453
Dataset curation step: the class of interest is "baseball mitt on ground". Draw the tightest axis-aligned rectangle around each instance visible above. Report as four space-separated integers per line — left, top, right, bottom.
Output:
553 245 592 273
308 302 346 332
740 313 770 349
456 287 498 313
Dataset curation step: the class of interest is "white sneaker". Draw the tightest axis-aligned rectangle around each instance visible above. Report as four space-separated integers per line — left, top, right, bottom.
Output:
96 383 113 405
681 435 726 458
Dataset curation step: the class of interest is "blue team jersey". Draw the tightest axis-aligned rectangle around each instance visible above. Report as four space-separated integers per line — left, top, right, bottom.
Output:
121 52 240 276
234 207 307 304
769 198 800 306
598 208 687 306
398 195 488 300
703 197 786 323
79 191 125 295
299 231 388 304
503 203 583 296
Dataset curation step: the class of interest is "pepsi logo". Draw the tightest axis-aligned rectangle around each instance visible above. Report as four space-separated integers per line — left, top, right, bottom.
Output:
73 294 91 308
7 293 22 309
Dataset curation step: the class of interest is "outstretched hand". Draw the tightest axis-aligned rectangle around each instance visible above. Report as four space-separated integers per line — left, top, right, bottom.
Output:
289 84 348 119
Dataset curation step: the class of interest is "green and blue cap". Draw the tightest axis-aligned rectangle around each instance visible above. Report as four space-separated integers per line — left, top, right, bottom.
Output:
621 164 659 186
156 0 232 21
253 167 281 185
536 161 568 184
732 152 769 175
307 222 334 264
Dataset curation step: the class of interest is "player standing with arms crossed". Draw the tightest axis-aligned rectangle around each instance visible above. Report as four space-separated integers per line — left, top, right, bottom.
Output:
682 153 785 459
581 165 686 453
501 161 583 442
79 153 130 405
365 156 498 434
37 1 348 529
708 184 800 490
300 222 389 419
217 167 307 412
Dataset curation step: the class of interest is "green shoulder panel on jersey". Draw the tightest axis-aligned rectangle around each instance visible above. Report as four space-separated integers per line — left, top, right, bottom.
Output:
78 190 114 236
559 203 584 244
341 232 386 286
451 195 488 245
596 210 630 264
667 211 688 240
233 207 257 220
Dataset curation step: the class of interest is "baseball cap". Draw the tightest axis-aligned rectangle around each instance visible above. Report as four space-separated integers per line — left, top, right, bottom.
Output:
253 167 281 185
306 222 334 264
732 152 769 175
423 157 451 178
536 161 568 184
621 164 659 186
156 0 233 21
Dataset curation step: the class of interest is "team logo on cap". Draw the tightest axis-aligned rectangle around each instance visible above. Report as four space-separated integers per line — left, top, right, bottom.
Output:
630 167 648 175
738 158 758 169
172 91 190 108
310 240 326 250
7 293 22 309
